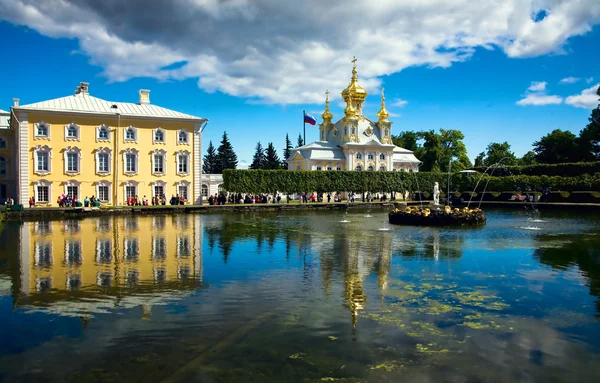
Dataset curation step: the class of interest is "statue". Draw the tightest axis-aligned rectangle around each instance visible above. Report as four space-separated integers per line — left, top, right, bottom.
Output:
433 182 440 206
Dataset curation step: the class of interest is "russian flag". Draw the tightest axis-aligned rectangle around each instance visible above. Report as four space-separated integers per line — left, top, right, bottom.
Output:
304 111 317 125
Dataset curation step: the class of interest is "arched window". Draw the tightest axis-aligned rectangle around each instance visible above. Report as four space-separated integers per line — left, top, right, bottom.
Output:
356 153 362 160
380 153 385 160
368 154 374 160
336 166 342 171
34 145 52 175
368 165 374 171
152 149 167 175
124 126 137 143
178 129 189 144
177 180 190 201
35 121 50 139
123 148 139 175
0 137 6 149
35 179 52 203
152 180 166 198
355 165 362 171
201 184 209 198
316 166 322 171
326 166 333 171
96 181 111 202
95 147 112 175
217 184 223 193
379 165 386 171
0 157 6 176
176 150 190 175
154 128 165 144
97 125 110 142
65 123 80 140
64 146 81 175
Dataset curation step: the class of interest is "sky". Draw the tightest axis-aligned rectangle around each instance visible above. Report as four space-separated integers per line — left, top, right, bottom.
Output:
0 0 599 168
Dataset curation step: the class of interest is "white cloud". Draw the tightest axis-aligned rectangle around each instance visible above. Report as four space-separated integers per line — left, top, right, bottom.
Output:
565 84 600 109
527 81 547 91
516 94 563 106
586 77 595 84
1 0 600 104
559 76 580 84
391 99 408 108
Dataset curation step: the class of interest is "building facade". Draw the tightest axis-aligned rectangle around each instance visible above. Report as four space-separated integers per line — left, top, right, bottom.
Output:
0 109 14 204
287 59 420 172
10 82 207 206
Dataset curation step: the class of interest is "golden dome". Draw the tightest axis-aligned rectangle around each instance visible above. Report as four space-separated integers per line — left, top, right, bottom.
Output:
344 96 356 118
377 87 389 121
341 57 368 103
321 90 333 122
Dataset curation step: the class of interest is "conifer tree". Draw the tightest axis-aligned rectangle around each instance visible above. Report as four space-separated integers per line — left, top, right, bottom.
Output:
264 142 281 169
202 140 218 173
250 142 266 169
283 133 293 160
215 131 238 173
296 133 304 148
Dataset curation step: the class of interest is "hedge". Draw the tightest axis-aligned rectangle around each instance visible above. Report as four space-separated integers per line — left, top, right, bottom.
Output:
470 161 600 177
222 170 600 194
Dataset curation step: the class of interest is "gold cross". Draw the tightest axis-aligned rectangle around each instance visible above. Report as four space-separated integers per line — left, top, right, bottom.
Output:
325 89 329 100
351 56 357 67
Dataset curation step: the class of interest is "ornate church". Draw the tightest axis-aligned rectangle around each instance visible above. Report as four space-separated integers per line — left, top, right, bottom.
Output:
287 58 421 172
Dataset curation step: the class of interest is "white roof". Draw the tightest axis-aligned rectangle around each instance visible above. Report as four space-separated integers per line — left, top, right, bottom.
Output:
15 93 205 121
0 109 9 114
290 141 345 161
392 152 421 163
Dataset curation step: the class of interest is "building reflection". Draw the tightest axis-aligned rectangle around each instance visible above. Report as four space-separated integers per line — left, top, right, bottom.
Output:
13 215 203 318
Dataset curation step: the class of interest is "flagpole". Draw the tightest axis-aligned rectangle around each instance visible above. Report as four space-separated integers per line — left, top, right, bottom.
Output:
303 109 306 146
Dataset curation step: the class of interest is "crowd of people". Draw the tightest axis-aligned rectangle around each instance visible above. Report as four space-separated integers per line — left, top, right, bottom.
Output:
126 194 186 206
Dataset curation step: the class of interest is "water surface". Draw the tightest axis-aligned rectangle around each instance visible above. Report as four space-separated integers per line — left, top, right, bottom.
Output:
1 209 599 382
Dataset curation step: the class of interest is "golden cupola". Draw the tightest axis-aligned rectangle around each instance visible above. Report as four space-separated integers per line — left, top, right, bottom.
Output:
321 90 333 123
344 96 357 119
377 87 389 122
341 57 367 114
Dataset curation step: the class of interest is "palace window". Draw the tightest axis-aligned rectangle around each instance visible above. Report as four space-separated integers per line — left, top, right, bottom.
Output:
336 166 342 171
65 180 81 199
34 145 52 175
123 148 139 175
97 124 110 142
153 181 166 198
65 240 82 266
64 146 81 175
380 153 385 160
97 181 111 202
316 166 322 171
124 181 139 202
379 165 386 171
124 238 140 262
368 165 374 171
201 184 208 198
35 121 50 138
368 154 374 160
0 157 6 176
0 138 6 148
152 236 167 261
177 151 190 175
152 149 166 175
178 181 190 201
154 128 166 144
178 129 189 144
355 165 362 171
65 122 80 140
35 179 52 203
327 166 333 171
124 126 137 143
96 148 111 175
356 153 362 160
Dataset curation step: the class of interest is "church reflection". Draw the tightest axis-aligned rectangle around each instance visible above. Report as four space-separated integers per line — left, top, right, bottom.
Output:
12 215 203 318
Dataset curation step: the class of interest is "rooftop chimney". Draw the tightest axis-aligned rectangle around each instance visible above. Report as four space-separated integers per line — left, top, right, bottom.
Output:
75 82 89 96
13 98 19 107
138 89 150 105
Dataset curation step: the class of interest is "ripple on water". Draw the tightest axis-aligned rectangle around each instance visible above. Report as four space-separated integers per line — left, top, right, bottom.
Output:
520 226 542 231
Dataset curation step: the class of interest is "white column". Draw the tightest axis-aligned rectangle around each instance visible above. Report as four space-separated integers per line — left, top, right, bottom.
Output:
16 112 29 204
193 122 203 204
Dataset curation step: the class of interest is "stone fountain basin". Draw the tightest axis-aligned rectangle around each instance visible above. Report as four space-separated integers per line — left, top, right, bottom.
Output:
389 208 486 227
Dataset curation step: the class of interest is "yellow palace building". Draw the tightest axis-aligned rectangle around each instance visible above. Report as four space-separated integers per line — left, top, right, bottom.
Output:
10 82 207 206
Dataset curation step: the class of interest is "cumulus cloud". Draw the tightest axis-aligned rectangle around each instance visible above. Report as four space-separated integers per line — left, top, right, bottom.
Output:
586 77 595 84
1 0 599 104
391 99 408 108
565 84 600 109
559 76 580 84
517 81 562 106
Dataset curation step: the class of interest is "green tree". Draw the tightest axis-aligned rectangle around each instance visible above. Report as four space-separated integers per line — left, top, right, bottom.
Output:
249 142 266 170
439 129 471 172
577 86 600 161
282 133 293 166
202 140 218 173
264 142 282 169
215 131 238 173
533 129 580 164
420 130 442 172
392 131 421 152
519 151 537 166
473 142 517 167
296 133 304 148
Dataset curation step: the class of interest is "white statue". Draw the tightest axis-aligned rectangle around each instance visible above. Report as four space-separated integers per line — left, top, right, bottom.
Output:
433 182 440 205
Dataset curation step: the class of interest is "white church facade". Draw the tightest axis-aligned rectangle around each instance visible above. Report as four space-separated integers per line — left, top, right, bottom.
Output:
287 59 421 172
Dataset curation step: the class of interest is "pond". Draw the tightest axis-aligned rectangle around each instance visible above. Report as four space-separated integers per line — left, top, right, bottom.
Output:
0 208 599 382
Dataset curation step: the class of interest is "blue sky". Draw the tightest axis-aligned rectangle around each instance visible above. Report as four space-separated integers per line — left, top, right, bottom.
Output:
0 1 599 167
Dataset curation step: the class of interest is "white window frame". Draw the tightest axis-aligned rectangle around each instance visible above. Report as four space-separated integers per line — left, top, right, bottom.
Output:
326 165 333 171
153 127 166 144
0 156 7 177
152 149 167 176
34 179 52 204
152 180 167 198
380 153 385 160
356 153 362 160
95 147 112 175
34 121 51 140
96 124 110 143
316 166 322 171
123 180 139 203
201 184 208 198
336 166 342 171
0 137 7 149
96 181 111 203
177 180 190 202
176 150 190 176
34 145 52 175
124 126 137 143
368 154 374 160
34 241 53 267
65 239 83 265
64 122 80 141
124 237 140 262
96 239 112 264
123 148 139 175
64 146 81 176
64 180 81 200
177 129 189 145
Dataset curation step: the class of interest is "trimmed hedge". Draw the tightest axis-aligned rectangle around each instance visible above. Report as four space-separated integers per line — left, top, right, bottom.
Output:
470 161 600 177
223 170 600 194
